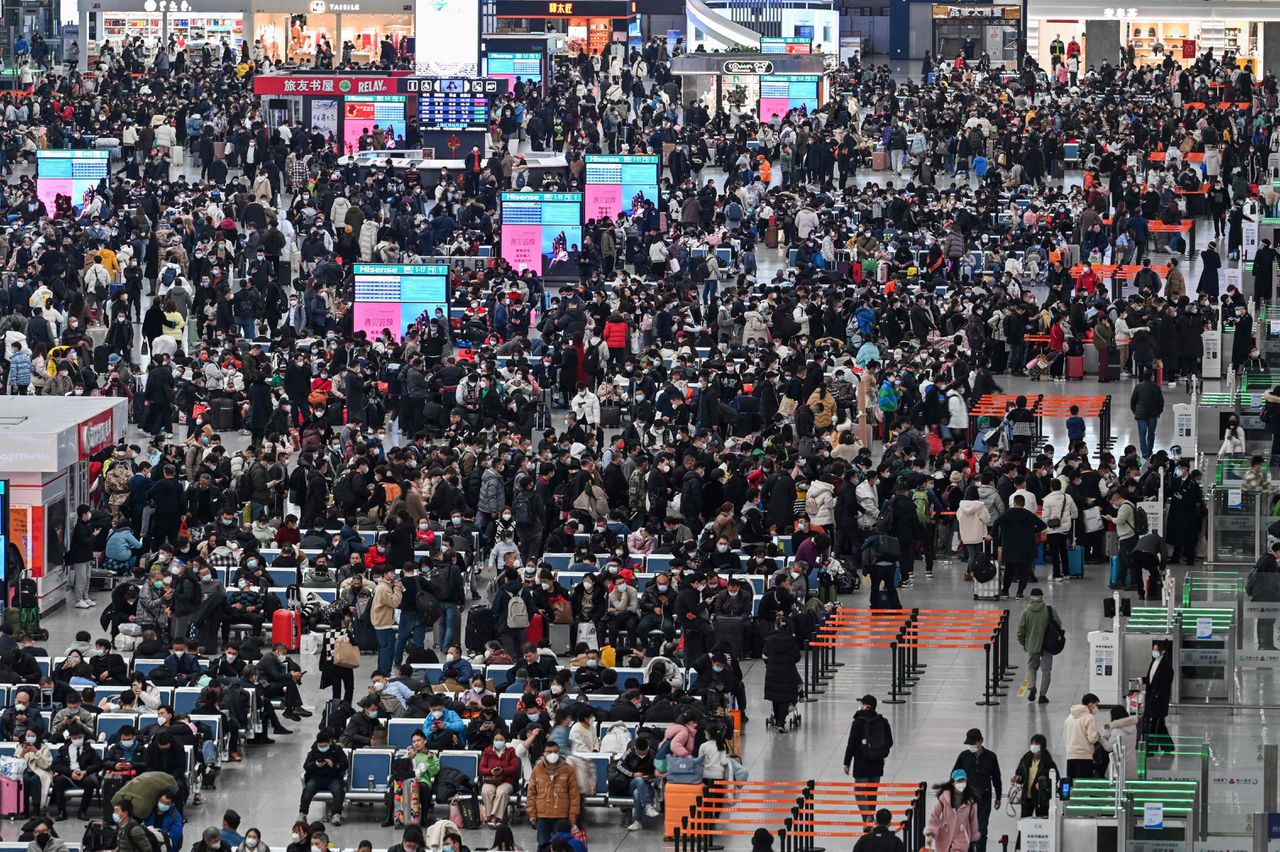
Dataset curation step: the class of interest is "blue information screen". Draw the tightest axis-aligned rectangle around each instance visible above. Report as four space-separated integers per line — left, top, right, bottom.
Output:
352 264 451 341
36 150 109 215
485 52 543 90
501 192 583 279
759 74 820 121
583 154 659 220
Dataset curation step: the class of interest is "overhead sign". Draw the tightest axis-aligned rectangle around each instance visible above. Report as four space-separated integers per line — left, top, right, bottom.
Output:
932 4 1021 18
495 0 634 16
722 59 773 75
253 75 402 95
397 77 504 94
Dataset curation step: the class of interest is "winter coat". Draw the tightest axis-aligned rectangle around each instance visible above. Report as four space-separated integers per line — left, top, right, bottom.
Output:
1016 599 1060 655
359 220 379 261
1062 704 1102 760
925 791 981 852
804 480 836 526
602 320 628 351
990 507 1045 563
526 758 581 823
661 722 697 757
762 630 802 705
956 499 992 545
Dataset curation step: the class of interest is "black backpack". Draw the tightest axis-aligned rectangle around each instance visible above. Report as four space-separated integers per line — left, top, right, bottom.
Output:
860 714 893 761
416 586 443 625
237 461 258 502
971 551 998 583
512 490 533 525
1042 607 1067 655
1132 504 1150 536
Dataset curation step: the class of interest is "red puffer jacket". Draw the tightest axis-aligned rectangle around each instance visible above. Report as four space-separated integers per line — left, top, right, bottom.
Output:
602 320 629 351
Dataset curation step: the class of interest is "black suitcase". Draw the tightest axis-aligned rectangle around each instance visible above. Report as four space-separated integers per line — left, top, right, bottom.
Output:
97 773 131 819
210 398 235 431
354 602 379 653
717 615 745 660
93 345 112 373
319 698 354 736
601 404 622 428
326 401 346 428
464 605 494 653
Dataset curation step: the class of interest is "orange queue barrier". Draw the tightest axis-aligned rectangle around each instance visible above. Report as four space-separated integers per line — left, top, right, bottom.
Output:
967 392 1114 454
804 607 1015 706
672 780 929 852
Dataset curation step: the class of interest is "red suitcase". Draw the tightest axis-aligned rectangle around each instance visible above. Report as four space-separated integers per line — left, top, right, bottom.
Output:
272 609 302 652
1066 355 1084 380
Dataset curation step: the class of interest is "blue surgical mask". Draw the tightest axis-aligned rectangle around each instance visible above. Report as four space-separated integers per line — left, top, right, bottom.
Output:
157 803 171 813
527 712 540 722
367 710 378 719
317 745 330 753
1152 650 1161 659
112 813 121 824
120 739 136 750
587 659 598 668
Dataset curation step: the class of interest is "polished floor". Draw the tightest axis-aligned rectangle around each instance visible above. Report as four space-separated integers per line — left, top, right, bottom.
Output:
14 108 1271 849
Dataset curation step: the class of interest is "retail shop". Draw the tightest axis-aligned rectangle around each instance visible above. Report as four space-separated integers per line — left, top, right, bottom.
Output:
252 72 411 151
480 31 566 95
253 0 413 65
0 398 127 613
81 0 245 70
493 0 635 56
1023 1 1280 76
929 3 1021 64
671 53 828 123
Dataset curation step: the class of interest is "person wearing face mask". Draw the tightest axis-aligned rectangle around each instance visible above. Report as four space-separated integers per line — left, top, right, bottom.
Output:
27 815 69 852
235 827 268 852
259 642 311 723
386 825 425 852
637 572 677 641
297 732 349 826
112 801 153 852
1010 734 1057 819
950 728 1000 851
283 820 312 852
1141 641 1175 755
439 645 474 685
140 788 185 849
341 697 385 749
605 570 640 648
674 572 714 664
48 722 102 820
49 692 96 742
526 742 581 848
924 769 981 852
479 732 521 827
423 695 467 750
89 639 129 686
159 638 204 686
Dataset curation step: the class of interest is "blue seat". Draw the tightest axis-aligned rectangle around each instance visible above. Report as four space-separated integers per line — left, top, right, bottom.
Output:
131 659 166 676
35 657 50 677
439 750 480 781
585 695 613 712
96 713 138 743
633 575 654 592
259 549 281 565
751 595 762 616
173 688 202 715
268 567 295 586
484 665 513 685
498 695 522 721
613 668 648 691
387 718 427 748
348 748 395 794
543 554 573 571
411 665 446 685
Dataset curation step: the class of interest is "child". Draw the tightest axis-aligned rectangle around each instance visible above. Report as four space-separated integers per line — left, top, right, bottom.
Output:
1066 405 1086 445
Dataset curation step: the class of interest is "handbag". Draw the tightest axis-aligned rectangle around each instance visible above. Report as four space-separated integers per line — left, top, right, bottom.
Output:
332 636 361 668
666 755 704 784
1005 780 1024 817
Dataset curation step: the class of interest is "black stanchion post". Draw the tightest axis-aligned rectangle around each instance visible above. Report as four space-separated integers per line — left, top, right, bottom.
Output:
886 640 905 703
915 783 927 851
778 828 788 852
976 643 999 705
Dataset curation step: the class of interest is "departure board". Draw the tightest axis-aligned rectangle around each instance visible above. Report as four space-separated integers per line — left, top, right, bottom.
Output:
411 77 501 131
353 264 450 341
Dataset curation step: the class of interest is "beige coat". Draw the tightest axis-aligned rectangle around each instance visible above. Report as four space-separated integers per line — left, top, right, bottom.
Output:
371 578 403 629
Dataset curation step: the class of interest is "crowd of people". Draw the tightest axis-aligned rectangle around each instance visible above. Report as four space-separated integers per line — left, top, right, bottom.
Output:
0 17 1266 852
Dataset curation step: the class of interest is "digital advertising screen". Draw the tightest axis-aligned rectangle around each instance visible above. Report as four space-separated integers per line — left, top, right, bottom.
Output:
342 95 407 155
759 74 820 121
501 192 582 279
760 36 812 53
484 52 543 92
36 150 109 215
414 0 479 77
583 154 659 220
353 264 450 341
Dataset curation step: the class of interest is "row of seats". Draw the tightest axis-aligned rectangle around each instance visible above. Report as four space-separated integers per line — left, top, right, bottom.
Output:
406 665 678 690
268 530 794 557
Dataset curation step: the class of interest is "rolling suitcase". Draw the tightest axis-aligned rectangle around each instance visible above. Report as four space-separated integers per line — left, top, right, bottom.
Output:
1066 546 1085 578
765 226 779 249
1110 555 1126 588
272 608 302 651
0 777 23 817
1066 355 1084 380
464 605 494 653
717 616 746 660
972 543 1001 601
872 149 888 170
548 622 571 656
210 397 234 431
170 145 185 167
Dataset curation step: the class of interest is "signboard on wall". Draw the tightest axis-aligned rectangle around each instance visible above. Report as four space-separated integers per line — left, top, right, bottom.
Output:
310 99 340 140
352 264 450 341
931 4 1020 18
500 192 582 279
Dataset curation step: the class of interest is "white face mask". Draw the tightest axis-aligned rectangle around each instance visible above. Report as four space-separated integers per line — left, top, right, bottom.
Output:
954 781 967 793
1029 744 1041 755
968 745 979 753
290 835 300 844
246 841 258 849
545 752 560 764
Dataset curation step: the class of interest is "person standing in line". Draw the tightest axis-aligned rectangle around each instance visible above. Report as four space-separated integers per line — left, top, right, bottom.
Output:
990 495 1046 599
843 694 893 820
1016 588 1060 704
1062 693 1105 780
951 729 1000 852
1248 541 1280 650
66 504 97 610
1143 641 1175 754
1109 490 1140 591
1129 369 1164 458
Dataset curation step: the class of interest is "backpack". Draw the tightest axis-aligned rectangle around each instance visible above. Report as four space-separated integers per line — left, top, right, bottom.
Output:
512 489 533 525
82 820 118 852
145 826 172 852
1133 504 1150 536
506 593 530 629
911 489 933 526
431 565 457 601
971 550 997 583
415 586 443 625
159 265 177 288
333 471 355 509
860 714 893 761
1041 606 1067 655
237 461 258 502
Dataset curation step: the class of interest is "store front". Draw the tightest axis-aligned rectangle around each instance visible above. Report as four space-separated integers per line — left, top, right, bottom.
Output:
253 0 412 65
82 0 245 70
672 53 828 124
930 3 1021 64
493 0 635 57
